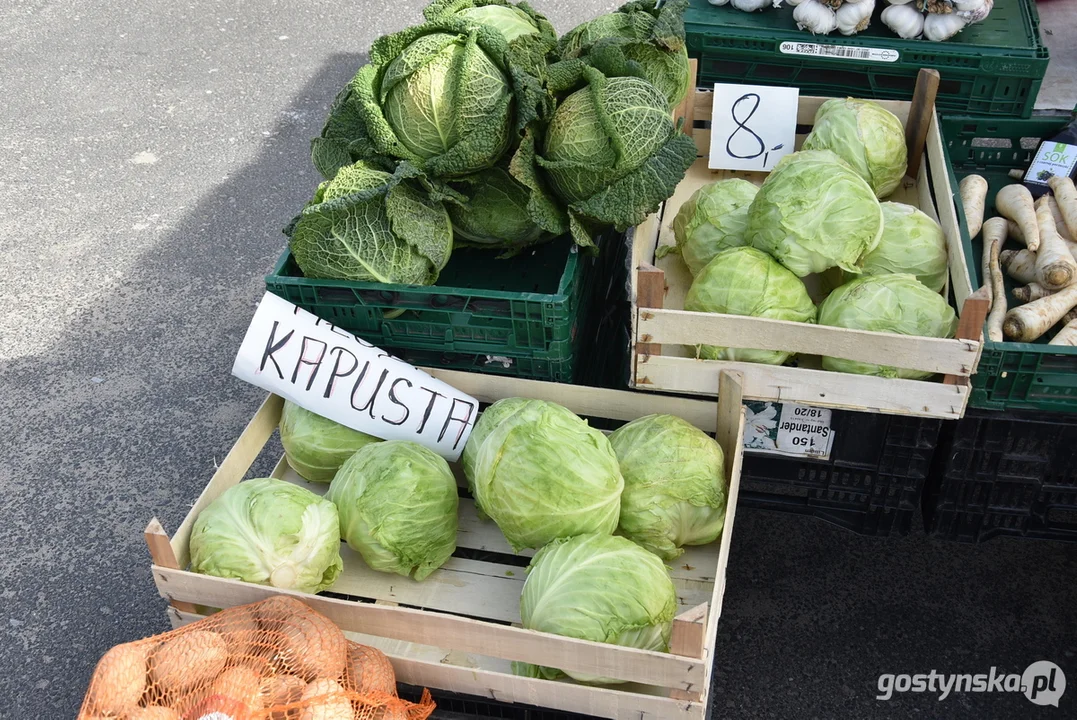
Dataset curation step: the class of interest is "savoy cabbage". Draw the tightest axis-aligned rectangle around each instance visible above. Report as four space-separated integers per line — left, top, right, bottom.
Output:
287 161 459 285
311 15 545 181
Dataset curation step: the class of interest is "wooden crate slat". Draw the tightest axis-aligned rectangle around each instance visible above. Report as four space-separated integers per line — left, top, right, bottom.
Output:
426 368 727 433
636 354 968 419
638 309 976 376
167 609 700 720
149 568 706 690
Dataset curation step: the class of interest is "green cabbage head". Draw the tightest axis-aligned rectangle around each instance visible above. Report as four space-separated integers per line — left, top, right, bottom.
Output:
852 202 949 293
279 400 381 483
667 178 759 276
802 98 908 199
462 398 623 551
554 0 691 109
609 414 727 560
746 150 884 277
448 166 549 250
684 247 817 365
514 533 677 684
817 274 958 378
287 160 457 285
190 478 343 594
311 16 545 180
423 0 558 77
328 441 458 581
514 68 695 247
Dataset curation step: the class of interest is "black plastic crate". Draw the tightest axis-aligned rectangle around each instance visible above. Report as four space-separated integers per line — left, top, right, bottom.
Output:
924 409 1077 543
739 408 942 536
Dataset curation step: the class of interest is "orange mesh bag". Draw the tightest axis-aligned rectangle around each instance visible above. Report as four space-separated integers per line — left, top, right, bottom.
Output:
78 596 435 720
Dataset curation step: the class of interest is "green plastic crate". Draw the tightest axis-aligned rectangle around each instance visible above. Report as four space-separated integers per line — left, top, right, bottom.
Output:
686 0 1048 118
944 114 1077 413
266 235 603 383
389 348 578 383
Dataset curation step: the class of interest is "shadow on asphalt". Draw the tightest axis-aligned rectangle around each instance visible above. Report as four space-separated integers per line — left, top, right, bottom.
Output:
0 52 364 717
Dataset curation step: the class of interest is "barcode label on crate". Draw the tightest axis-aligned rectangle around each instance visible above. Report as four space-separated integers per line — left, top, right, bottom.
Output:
743 401 835 460
779 41 899 63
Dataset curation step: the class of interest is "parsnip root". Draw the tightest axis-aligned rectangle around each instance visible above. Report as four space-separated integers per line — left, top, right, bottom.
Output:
996 184 1040 251
1047 175 1077 241
979 222 994 310
1007 215 1075 247
1048 194 1076 242
1049 319 1077 346
1001 248 1038 285
984 217 1008 342
1003 282 1077 342
1033 194 1077 290
960 174 989 239
1012 283 1053 303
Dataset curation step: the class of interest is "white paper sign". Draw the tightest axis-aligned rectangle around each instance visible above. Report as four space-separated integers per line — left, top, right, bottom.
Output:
233 292 478 461
708 83 799 172
743 401 834 460
774 403 834 459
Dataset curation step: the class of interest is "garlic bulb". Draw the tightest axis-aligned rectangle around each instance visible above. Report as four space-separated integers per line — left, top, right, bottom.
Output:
784 0 807 5
885 0 916 4
957 0 992 23
881 3 924 37
918 0 954 13
923 10 967 41
730 0 774 11
836 0 875 34
708 0 731 5
794 0 838 34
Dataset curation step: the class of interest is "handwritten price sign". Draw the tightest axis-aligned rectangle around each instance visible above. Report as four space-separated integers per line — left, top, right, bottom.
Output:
233 293 478 461
708 83 799 173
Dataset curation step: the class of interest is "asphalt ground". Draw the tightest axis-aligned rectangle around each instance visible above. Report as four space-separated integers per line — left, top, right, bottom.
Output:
1 1 1074 718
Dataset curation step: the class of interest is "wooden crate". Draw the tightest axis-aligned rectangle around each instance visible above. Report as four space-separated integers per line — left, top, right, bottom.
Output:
630 88 985 420
145 368 747 720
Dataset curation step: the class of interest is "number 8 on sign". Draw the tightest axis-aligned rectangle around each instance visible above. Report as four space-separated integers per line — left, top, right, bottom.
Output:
709 83 799 173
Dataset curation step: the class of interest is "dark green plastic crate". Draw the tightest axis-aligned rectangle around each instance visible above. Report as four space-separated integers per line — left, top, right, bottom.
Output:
388 347 578 383
944 114 1077 413
266 236 601 382
686 0 1048 118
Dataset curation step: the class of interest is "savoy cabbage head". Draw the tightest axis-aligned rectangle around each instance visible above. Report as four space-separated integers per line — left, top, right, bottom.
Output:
512 66 696 248
423 0 558 78
311 16 545 181
448 166 550 250
552 0 690 110
287 160 458 285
